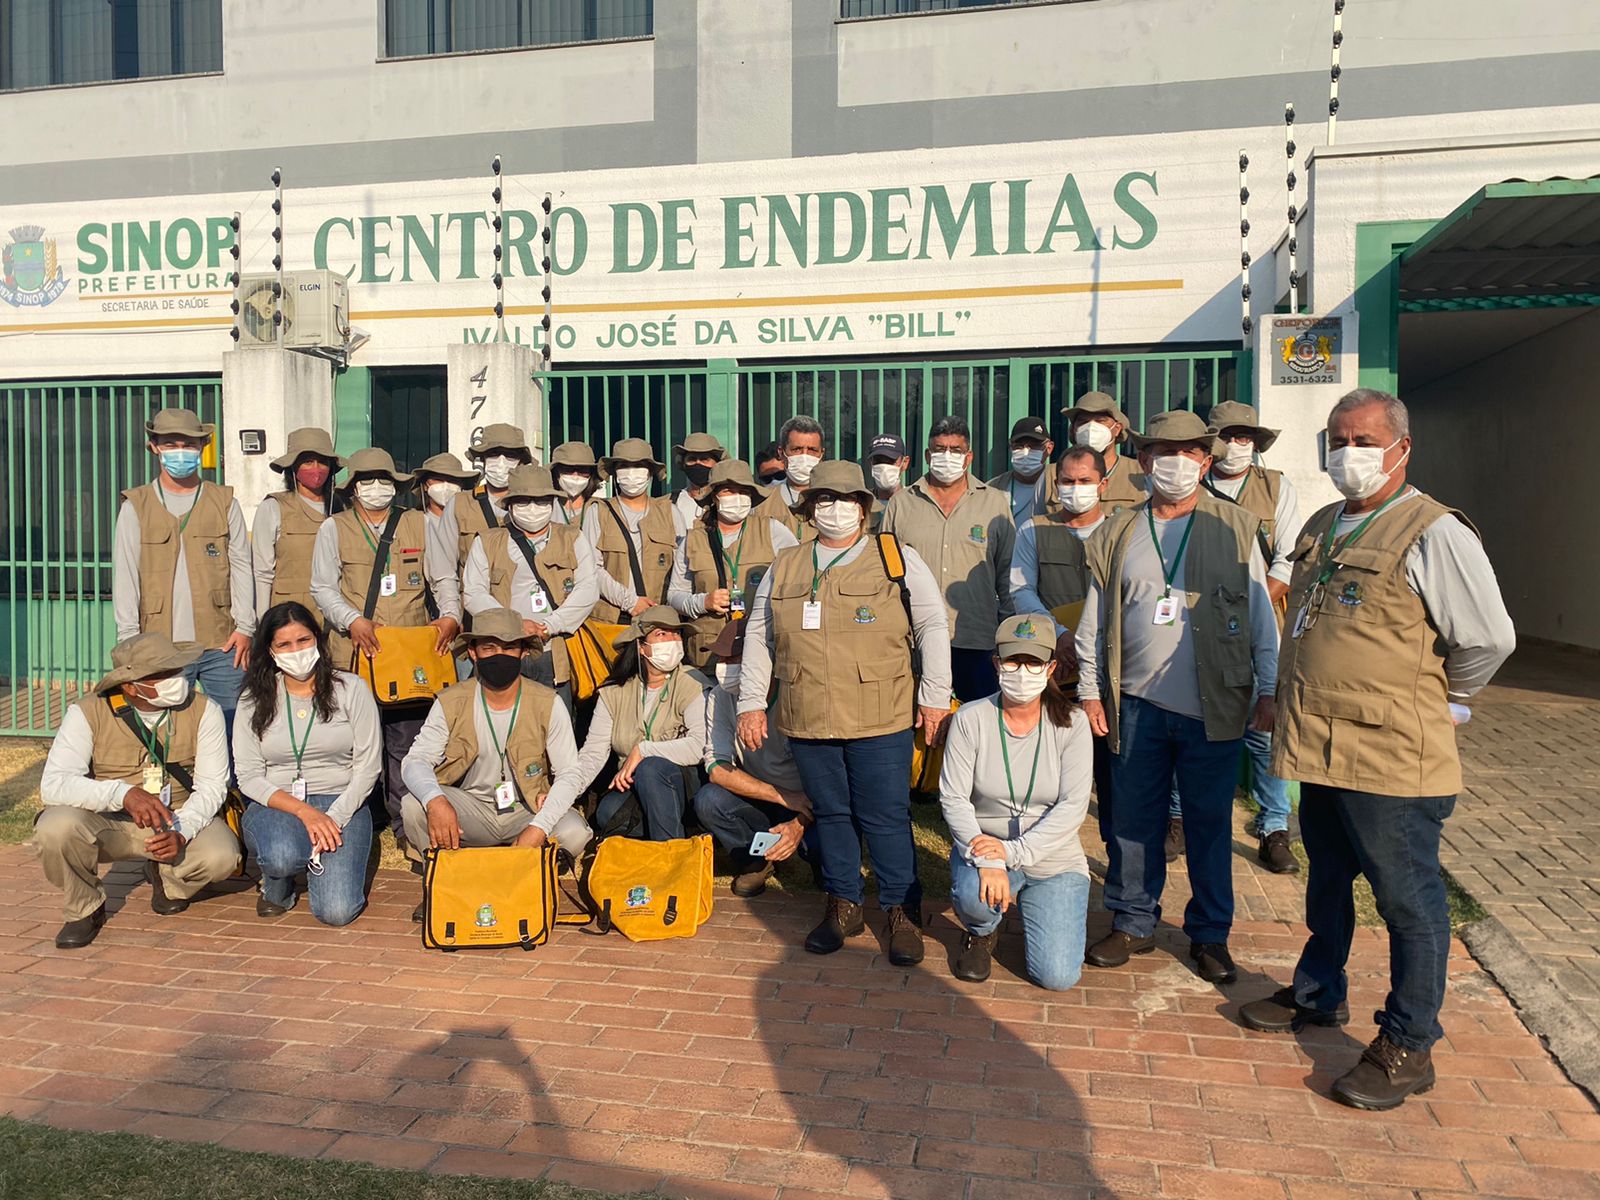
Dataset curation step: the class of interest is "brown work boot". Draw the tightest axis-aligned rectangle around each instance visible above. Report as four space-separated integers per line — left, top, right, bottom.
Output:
884 903 925 967
1239 986 1350 1033
952 930 998 982
1164 817 1185 863
145 860 189 915
1085 929 1155 968
731 862 776 898
1332 1032 1435 1111
1258 830 1300 874
804 895 865 955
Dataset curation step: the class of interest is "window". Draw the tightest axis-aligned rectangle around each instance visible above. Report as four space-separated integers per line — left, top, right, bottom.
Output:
841 0 1081 18
1 0 222 91
384 0 651 58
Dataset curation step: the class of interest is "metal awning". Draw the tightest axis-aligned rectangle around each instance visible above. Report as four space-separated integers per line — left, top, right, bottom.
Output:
1399 177 1600 303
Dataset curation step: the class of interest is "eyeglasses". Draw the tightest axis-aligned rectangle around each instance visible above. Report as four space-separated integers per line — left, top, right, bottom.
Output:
997 660 1050 675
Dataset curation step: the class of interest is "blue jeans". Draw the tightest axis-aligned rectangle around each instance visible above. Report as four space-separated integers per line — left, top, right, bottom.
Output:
693 781 817 874
242 794 373 927
593 757 697 841
950 648 999 704
1167 726 1290 834
1106 694 1242 944
949 850 1089 991
1292 785 1456 1051
185 647 245 742
790 729 918 909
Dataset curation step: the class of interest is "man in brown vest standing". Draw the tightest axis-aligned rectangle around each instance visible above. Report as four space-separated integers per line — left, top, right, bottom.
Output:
738 462 953 966
582 438 686 623
113 408 255 736
1243 389 1514 1111
35 634 239 948
1075 411 1279 987
1062 392 1146 515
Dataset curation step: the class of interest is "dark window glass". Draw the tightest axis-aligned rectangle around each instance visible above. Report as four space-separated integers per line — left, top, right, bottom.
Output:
369 368 449 476
2 0 222 91
384 0 652 58
841 0 1077 17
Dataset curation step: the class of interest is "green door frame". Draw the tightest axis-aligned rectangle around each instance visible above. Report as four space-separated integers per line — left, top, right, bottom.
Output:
1353 219 1439 395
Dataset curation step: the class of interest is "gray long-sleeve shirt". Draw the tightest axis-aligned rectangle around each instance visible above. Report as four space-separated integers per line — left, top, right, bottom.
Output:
580 496 690 613
232 672 383 828
250 492 329 615
667 519 799 618
704 682 804 793
461 527 599 634
401 689 584 838
938 696 1092 880
1206 469 1303 586
41 697 230 841
308 508 461 631
113 489 256 642
1010 514 1105 638
737 536 954 715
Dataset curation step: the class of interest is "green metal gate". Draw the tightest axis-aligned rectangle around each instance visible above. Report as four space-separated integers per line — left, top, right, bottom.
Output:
0 378 223 736
539 348 1242 485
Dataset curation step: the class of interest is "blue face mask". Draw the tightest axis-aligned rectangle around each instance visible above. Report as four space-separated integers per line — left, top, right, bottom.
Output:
159 448 202 478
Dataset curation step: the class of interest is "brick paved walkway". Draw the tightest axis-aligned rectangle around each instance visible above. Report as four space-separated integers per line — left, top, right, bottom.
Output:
3 812 1598 1200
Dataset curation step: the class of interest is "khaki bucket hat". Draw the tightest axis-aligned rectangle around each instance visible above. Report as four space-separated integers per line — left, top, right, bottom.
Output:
1206 401 1280 452
1061 391 1130 431
698 459 770 504
1130 410 1225 458
270 427 346 473
790 461 873 515
602 437 667 480
340 447 414 487
145 408 214 439
673 433 727 460
94 633 204 695
613 604 687 646
415 452 479 486
467 423 531 460
550 441 600 470
502 464 562 502
452 606 536 654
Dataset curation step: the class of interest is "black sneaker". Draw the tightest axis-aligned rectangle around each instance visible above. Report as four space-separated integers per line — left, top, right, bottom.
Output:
804 895 865 955
55 904 107 950
1164 817 1185 863
1239 986 1349 1033
1258 830 1300 874
952 931 997 982
1189 941 1238 985
1085 930 1155 968
1332 1033 1435 1111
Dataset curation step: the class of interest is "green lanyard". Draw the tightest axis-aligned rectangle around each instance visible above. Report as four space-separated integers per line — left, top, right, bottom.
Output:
997 703 1044 817
357 515 391 572
1313 488 1409 587
129 709 171 777
721 529 745 588
810 540 855 600
1145 504 1197 599
284 683 316 779
642 672 676 740
156 481 197 537
480 681 522 780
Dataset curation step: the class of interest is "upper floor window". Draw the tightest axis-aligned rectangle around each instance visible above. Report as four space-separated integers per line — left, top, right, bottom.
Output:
1 0 222 91
383 0 652 58
841 0 1079 18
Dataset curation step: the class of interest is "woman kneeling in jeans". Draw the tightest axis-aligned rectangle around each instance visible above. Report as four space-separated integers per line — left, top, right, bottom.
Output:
939 613 1092 989
234 601 382 925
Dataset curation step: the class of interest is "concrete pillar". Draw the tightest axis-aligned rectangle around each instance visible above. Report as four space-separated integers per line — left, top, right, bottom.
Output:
1255 312 1358 516
446 341 543 464
221 347 335 526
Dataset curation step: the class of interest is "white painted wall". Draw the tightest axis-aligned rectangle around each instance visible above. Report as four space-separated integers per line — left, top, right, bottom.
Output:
696 0 791 164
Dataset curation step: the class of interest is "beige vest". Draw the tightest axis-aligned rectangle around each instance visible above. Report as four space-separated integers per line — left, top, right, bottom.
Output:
752 486 811 542
328 508 430 667
434 679 557 801
1030 517 1092 611
453 488 498 572
482 523 581 684
1085 493 1259 750
266 492 330 625
591 496 677 624
1273 492 1466 796
80 694 206 804
682 515 777 666
1100 456 1147 515
768 537 914 740
1221 466 1282 542
124 481 236 646
599 668 709 757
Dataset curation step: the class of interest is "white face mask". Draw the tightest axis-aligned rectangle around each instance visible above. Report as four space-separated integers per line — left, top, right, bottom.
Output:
482 454 517 489
1074 422 1114 453
812 499 863 540
1057 483 1102 515
510 500 553 533
997 666 1051 704
139 675 191 709
426 481 461 508
927 450 968 485
785 452 820 486
354 479 396 511
614 467 651 498
1217 440 1255 476
272 646 320 681
644 640 684 673
870 462 901 492
1149 454 1203 501
715 662 741 693
1327 437 1407 501
557 472 590 498
1011 447 1046 478
715 493 752 524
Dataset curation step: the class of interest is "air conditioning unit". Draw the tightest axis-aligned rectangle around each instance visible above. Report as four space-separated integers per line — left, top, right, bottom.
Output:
232 270 349 349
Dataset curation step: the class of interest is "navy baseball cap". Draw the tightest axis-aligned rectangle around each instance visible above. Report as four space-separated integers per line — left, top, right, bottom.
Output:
1009 416 1050 442
868 433 907 460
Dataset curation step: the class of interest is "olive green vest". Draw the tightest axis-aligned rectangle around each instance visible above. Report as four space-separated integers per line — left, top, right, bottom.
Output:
434 679 557 801
481 523 581 684
328 507 429 668
124 481 236 646
1273 492 1467 796
591 497 677 624
682 515 777 666
599 668 710 757
768 538 914 740
1085 493 1260 751
1030 517 1092 611
1099 455 1147 516
1223 465 1282 542
80 693 206 804
266 492 329 626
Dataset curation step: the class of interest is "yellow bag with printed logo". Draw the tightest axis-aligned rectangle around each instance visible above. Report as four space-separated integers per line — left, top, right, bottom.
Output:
421 845 558 952
584 834 714 941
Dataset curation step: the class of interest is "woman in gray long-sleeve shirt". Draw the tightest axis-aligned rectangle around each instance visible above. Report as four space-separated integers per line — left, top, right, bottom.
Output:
234 602 382 926
939 613 1092 991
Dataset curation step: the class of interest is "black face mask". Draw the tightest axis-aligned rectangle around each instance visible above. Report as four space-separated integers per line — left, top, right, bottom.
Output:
475 652 523 689
684 463 713 488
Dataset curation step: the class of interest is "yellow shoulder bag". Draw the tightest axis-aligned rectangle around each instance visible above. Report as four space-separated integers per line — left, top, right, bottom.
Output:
422 844 589 951
585 833 714 941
